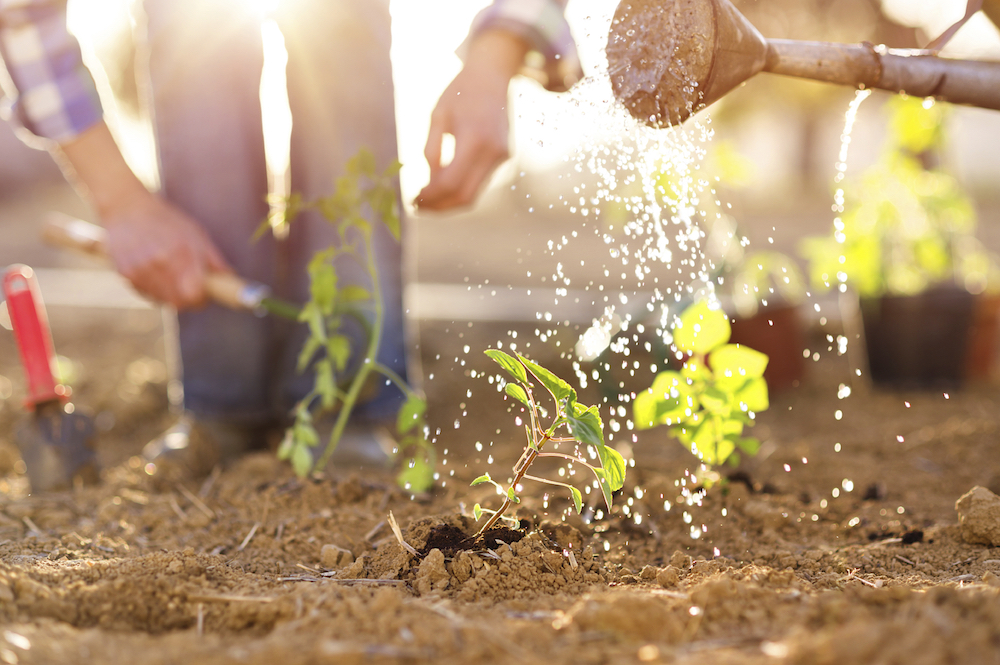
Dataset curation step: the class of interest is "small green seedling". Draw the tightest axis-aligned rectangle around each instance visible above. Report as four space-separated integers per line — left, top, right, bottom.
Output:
472 350 627 537
633 300 769 468
275 149 435 491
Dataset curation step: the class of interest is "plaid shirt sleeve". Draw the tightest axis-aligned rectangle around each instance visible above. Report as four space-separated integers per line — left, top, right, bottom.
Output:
465 0 583 92
0 0 103 144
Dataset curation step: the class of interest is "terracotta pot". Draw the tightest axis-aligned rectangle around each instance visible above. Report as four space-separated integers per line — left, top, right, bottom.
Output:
965 293 1000 383
729 303 806 393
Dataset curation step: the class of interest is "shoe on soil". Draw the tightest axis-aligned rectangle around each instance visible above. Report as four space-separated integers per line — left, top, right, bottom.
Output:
141 414 261 483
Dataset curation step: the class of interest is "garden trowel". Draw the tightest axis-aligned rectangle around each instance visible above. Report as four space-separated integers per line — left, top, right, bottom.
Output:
2 265 98 492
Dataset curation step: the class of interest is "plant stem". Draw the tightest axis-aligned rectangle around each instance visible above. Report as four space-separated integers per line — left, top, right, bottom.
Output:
475 431 551 537
372 361 412 396
314 229 384 472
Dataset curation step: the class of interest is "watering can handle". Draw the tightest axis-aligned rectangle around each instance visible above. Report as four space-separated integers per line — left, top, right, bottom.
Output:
42 214 270 312
926 0 983 52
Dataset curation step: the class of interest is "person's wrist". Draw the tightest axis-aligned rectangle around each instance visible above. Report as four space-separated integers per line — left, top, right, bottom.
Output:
465 28 531 81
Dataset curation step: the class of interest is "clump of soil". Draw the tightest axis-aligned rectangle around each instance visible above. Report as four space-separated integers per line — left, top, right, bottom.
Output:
341 515 607 602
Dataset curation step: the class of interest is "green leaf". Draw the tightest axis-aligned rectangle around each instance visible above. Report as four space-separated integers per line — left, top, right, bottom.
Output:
507 486 521 504
327 335 351 372
368 186 400 240
473 503 483 520
569 485 583 514
566 402 604 448
674 301 731 355
709 344 769 381
594 446 627 512
736 437 761 456
633 389 661 430
296 335 323 373
382 159 402 178
277 431 294 461
471 474 492 487
690 419 721 464
315 359 336 409
340 285 371 303
306 249 338 315
294 420 319 448
517 354 576 405
735 377 770 412
484 349 528 384
397 394 426 435
505 383 530 407
699 385 730 414
291 444 313 477
597 445 626 492
346 148 376 178
713 438 737 467
397 455 434 492
299 302 328 344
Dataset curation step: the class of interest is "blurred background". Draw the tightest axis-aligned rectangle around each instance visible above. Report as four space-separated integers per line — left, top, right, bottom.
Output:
1 0 1000 472
2 0 1000 336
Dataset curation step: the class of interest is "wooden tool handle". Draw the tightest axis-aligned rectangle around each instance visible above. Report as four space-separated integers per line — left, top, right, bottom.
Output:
42 213 262 311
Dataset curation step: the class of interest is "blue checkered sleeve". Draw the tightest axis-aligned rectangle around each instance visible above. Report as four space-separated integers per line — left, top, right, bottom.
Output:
466 0 583 92
0 0 103 144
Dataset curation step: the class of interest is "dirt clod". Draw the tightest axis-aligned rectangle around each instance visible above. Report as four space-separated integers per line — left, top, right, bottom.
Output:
956 486 1000 545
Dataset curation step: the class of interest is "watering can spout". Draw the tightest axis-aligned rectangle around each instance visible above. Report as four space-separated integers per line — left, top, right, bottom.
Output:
608 0 1000 127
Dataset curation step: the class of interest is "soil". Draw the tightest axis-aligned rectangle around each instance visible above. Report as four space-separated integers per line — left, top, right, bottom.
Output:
2 298 1000 665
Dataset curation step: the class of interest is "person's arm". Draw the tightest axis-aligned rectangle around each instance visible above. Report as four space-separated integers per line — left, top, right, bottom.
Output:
56 122 230 308
416 0 583 211
415 29 529 211
0 0 228 308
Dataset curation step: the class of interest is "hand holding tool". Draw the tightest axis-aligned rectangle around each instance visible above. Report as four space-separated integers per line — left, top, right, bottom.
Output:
43 214 300 319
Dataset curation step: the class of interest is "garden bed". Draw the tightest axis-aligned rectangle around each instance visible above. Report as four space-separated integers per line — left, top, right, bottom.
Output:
0 310 999 664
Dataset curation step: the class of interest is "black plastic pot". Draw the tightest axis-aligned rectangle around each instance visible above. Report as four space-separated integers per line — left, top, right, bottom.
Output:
860 286 976 388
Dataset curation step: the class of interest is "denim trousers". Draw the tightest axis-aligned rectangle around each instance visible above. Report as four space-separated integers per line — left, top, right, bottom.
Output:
142 0 406 429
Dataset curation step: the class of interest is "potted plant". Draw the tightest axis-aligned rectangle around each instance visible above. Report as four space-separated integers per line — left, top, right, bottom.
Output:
799 97 1000 388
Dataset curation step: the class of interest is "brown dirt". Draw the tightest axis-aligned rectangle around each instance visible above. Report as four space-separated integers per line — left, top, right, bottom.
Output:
1 304 1000 665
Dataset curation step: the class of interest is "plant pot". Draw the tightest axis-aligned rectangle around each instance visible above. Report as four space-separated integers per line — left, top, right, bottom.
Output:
729 303 806 393
860 286 981 388
965 293 1000 383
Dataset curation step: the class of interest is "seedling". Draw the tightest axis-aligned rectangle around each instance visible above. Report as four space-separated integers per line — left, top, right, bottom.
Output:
275 149 435 491
472 350 627 537
633 300 769 468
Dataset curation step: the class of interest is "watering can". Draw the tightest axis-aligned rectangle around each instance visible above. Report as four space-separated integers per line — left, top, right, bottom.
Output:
607 0 1000 126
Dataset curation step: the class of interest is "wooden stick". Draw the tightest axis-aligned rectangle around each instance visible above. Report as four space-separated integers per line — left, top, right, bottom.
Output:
177 484 215 519
236 522 260 552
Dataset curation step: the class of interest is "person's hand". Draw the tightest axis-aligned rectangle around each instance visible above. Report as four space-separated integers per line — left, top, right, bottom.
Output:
56 121 231 309
416 30 530 211
102 192 231 309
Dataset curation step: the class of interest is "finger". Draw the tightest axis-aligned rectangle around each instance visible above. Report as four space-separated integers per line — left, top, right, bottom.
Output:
202 238 232 274
424 111 445 174
418 135 506 210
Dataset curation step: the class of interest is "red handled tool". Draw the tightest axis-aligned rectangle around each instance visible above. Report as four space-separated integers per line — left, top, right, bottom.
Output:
2 265 97 491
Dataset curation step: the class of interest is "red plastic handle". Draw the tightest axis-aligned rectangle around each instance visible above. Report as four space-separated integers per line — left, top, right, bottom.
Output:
2 265 62 409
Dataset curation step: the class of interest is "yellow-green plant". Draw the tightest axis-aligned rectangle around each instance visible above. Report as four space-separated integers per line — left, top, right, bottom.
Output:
472 350 626 536
633 300 769 467
800 97 997 298
275 149 434 491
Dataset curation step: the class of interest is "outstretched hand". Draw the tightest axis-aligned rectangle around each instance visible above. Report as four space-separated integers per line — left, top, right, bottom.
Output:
416 30 529 211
